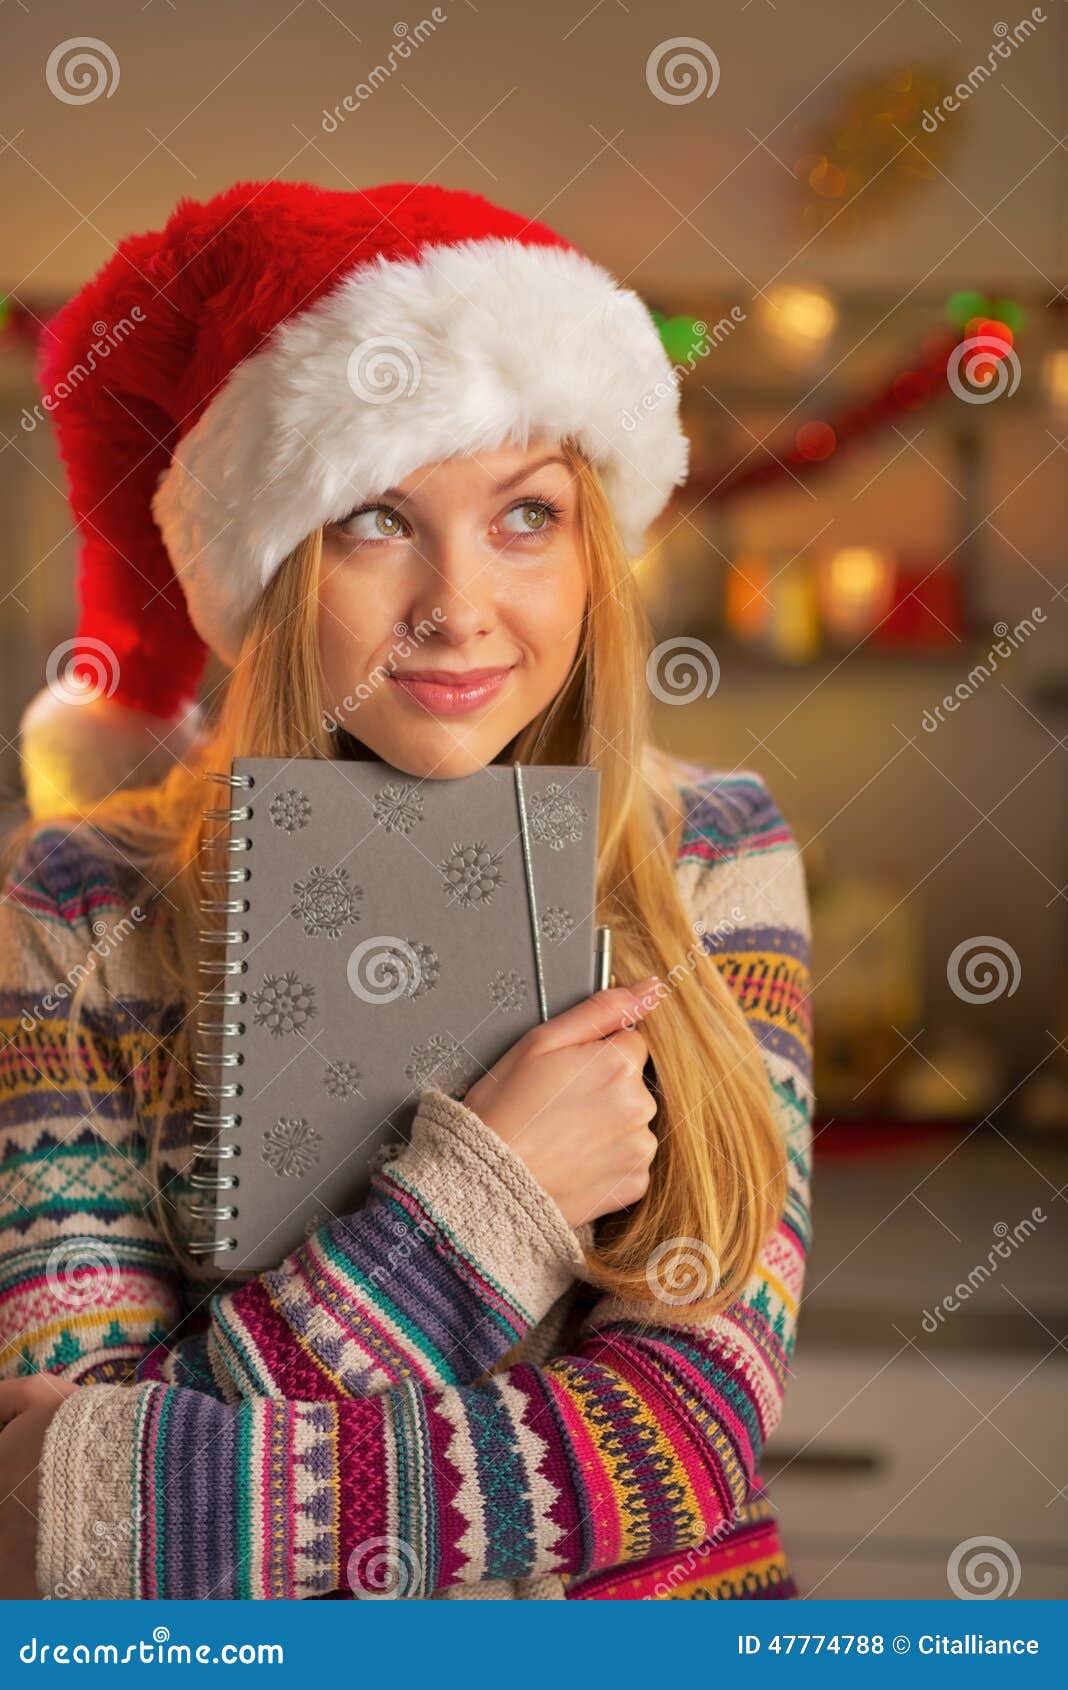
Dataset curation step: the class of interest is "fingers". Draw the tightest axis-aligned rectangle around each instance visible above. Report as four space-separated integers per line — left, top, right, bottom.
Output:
0 1375 74 1421
0 1378 42 1425
529 978 663 1053
601 1026 650 1073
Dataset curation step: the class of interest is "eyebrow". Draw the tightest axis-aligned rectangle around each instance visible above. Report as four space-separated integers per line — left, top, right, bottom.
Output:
375 452 570 506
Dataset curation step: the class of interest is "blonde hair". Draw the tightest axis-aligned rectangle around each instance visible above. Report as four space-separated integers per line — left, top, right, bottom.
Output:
4 439 785 1317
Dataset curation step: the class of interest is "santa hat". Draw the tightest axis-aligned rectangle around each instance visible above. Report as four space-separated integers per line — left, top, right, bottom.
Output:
19 179 689 816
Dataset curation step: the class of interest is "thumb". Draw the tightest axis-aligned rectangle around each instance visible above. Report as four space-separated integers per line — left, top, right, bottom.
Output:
534 978 663 1052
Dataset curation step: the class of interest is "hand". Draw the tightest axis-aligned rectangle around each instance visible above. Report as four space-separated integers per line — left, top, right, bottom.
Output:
463 978 665 1227
0 1375 79 1599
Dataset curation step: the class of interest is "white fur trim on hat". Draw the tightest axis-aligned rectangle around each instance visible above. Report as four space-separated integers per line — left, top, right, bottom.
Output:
18 688 205 818
151 236 689 665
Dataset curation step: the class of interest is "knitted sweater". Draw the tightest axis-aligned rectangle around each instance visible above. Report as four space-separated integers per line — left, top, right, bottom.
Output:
0 754 812 1601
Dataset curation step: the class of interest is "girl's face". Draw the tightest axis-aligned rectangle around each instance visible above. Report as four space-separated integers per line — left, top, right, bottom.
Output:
317 440 588 777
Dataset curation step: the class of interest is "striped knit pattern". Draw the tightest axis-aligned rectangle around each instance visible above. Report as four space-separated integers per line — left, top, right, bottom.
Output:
4 755 813 1601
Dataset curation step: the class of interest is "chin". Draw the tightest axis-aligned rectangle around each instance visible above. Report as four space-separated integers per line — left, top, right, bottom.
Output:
356 728 511 780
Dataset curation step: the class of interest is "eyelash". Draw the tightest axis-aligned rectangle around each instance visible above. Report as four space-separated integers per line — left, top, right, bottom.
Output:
332 492 566 546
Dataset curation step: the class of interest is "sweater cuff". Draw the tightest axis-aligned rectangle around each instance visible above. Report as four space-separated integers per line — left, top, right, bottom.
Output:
382 1087 589 1327
37 1382 146 1599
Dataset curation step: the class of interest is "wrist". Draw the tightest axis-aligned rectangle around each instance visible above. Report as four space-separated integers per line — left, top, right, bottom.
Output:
382 1088 589 1326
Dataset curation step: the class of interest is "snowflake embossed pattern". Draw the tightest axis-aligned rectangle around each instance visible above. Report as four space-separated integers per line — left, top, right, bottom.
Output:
382 938 440 999
322 1059 362 1101
540 904 575 942
267 788 311 832
290 864 362 939
251 971 317 1037
371 780 425 835
488 968 528 1014
438 841 505 910
261 1117 322 1179
403 1033 467 1090
528 781 587 851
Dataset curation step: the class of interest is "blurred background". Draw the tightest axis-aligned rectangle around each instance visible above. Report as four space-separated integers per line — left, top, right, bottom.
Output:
2 0 1065 1598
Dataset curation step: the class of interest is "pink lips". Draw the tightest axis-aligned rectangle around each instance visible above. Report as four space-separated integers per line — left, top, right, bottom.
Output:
390 665 514 717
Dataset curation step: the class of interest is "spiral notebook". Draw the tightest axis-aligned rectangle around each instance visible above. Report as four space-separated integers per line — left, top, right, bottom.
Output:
191 757 603 1268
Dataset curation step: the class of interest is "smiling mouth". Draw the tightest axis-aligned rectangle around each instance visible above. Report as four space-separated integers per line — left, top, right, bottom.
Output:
389 665 515 717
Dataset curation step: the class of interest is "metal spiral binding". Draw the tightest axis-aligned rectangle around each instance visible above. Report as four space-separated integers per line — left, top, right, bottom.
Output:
188 769 255 1257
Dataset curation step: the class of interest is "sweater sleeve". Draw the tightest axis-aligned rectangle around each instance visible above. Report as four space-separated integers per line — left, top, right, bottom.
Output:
141 1088 588 1402
35 773 814 1600
0 829 586 1401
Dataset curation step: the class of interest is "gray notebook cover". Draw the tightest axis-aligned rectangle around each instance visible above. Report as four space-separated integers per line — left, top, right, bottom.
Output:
195 757 601 1268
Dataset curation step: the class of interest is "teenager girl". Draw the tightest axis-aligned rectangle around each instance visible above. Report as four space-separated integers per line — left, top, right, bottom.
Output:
0 181 812 1600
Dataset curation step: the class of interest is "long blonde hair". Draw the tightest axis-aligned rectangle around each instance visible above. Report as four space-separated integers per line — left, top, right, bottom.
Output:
4 438 785 1317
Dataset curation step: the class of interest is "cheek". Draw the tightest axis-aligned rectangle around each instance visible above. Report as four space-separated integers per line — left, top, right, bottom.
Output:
317 560 400 675
505 553 587 661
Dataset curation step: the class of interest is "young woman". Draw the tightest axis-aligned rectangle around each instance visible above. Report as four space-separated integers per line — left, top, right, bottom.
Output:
0 181 812 1601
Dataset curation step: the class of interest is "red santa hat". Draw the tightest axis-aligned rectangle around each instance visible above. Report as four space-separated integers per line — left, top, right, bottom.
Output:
19 178 689 815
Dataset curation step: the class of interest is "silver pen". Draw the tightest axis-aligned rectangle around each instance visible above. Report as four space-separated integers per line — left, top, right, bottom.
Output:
594 924 613 991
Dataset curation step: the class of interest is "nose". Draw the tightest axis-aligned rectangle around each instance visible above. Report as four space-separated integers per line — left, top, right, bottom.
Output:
407 537 495 647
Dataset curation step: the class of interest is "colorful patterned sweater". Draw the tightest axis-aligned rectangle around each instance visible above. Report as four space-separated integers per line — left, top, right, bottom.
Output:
0 754 813 1601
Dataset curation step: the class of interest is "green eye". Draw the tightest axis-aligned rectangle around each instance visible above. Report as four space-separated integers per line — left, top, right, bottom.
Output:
335 504 406 542
499 497 565 539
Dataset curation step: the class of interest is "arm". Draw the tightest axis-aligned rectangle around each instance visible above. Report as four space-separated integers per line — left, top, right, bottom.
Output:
35 778 813 1599
0 829 586 1402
